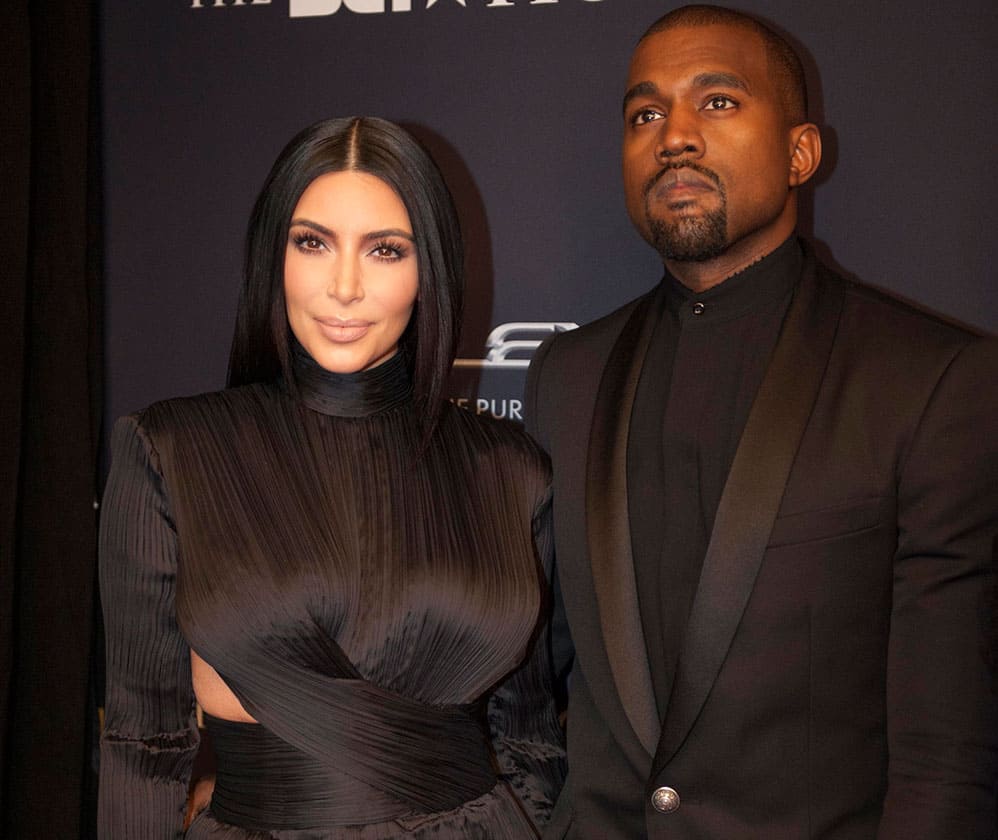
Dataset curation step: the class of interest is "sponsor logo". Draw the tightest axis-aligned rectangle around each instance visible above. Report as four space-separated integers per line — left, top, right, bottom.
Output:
190 0 604 13
191 0 273 6
449 396 524 421
448 321 576 421
453 321 577 369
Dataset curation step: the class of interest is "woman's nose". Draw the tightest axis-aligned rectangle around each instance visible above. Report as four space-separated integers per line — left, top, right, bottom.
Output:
327 257 364 304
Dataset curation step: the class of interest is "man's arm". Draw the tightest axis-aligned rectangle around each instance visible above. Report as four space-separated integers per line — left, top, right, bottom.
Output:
879 337 998 839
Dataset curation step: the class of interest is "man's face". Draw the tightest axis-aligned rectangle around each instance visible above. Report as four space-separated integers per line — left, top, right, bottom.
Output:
622 23 799 265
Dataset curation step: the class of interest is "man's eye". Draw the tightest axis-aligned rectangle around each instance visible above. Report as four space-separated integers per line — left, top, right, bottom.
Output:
705 96 736 111
632 108 663 126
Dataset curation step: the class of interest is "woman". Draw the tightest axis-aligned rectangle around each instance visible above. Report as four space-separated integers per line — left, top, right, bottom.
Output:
99 116 565 838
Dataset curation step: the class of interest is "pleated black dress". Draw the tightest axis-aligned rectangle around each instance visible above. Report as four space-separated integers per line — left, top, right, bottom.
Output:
98 348 565 838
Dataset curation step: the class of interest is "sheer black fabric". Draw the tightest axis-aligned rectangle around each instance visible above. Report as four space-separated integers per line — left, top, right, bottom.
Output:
99 352 564 838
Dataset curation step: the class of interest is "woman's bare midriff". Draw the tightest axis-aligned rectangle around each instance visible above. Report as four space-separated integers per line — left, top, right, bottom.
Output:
190 649 258 723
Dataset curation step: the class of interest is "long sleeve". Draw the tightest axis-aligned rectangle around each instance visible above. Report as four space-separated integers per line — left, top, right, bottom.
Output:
98 414 199 838
879 337 998 839
486 488 567 831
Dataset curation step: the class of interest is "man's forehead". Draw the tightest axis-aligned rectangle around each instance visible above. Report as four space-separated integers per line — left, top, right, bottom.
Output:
628 22 769 80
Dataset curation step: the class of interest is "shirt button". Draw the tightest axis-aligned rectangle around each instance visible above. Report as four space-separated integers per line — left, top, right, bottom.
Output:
692 302 705 315
651 785 680 813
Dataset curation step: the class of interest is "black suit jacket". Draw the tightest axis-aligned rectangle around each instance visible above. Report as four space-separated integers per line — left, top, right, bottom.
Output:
526 248 998 839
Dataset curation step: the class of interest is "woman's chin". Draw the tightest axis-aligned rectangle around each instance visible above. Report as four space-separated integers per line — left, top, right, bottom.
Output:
305 342 399 375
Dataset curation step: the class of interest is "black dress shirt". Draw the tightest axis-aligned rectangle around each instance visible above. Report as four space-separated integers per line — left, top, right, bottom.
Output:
627 236 803 718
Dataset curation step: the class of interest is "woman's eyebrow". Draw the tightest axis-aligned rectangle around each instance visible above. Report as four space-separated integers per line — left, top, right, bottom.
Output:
363 229 415 243
289 218 335 238
289 220 414 243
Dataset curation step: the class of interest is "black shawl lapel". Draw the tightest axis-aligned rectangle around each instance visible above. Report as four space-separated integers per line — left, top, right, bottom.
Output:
652 251 845 774
585 286 665 758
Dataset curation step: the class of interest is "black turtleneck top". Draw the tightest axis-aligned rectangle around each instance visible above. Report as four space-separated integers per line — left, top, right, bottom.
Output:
628 237 802 717
98 348 565 838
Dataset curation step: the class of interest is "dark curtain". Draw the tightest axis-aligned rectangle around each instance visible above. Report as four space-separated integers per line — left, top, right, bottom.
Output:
1 0 103 837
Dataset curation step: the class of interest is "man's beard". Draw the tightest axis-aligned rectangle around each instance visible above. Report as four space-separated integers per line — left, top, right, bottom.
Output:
643 165 728 262
647 206 727 262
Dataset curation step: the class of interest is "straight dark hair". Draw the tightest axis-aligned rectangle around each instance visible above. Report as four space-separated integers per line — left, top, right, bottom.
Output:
228 116 464 441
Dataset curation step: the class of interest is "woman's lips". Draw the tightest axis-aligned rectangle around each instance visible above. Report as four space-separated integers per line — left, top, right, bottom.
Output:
315 317 371 343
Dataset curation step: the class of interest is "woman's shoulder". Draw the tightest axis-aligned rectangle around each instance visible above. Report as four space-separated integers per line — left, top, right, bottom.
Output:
436 401 550 475
108 383 289 488
134 382 282 432
111 383 285 465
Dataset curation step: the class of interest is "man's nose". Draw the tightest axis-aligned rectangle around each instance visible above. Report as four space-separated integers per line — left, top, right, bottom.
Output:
655 107 704 159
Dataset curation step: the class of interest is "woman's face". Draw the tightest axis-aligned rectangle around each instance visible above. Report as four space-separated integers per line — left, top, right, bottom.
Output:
284 170 418 374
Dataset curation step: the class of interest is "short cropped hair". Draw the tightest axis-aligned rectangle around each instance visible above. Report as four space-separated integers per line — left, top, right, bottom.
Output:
228 117 464 439
641 4 808 125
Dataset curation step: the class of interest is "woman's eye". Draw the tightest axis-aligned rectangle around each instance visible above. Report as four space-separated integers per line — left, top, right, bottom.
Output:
370 241 408 261
293 233 325 253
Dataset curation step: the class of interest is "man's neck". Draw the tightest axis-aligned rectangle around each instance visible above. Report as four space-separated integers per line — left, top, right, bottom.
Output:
665 219 798 293
666 253 766 293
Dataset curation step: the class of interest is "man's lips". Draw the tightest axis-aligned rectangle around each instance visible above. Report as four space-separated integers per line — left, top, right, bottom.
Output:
314 317 372 343
646 165 720 205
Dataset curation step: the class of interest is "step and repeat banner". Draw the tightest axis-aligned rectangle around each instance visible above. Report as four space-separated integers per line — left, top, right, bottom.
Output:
102 0 997 430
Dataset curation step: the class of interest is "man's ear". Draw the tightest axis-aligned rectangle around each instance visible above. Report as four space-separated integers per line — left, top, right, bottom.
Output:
788 123 822 187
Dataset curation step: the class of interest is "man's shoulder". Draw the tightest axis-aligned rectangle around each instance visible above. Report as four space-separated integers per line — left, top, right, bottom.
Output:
533 287 658 374
816 261 990 355
569 287 658 340
525 287 658 441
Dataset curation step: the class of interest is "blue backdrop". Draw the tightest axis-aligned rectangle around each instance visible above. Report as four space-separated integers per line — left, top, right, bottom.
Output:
101 0 998 429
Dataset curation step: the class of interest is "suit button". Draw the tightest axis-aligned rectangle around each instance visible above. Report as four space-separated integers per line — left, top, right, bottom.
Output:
651 785 680 813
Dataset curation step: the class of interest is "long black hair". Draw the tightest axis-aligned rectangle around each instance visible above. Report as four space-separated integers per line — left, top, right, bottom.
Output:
228 117 464 438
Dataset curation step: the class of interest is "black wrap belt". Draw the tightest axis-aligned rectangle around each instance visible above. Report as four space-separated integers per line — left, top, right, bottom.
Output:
204 697 498 830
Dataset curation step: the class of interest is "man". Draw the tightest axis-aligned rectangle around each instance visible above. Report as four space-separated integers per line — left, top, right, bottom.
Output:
526 5 997 838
